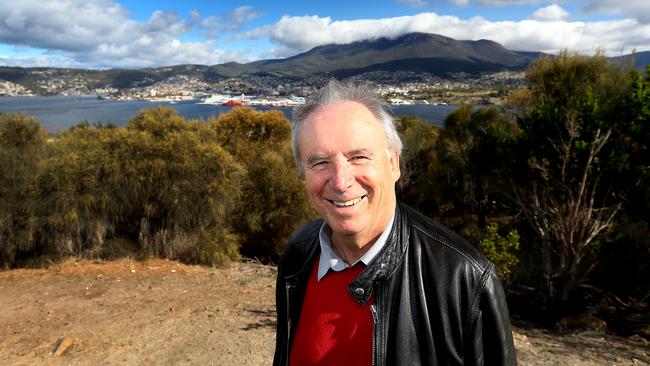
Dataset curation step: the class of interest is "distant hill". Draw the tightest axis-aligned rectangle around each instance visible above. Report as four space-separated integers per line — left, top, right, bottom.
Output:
611 51 650 70
2 32 649 93
0 64 222 94
211 32 535 77
515 50 650 71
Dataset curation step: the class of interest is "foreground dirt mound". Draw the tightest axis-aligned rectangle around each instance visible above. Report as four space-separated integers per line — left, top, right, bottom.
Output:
1 259 276 365
0 259 648 365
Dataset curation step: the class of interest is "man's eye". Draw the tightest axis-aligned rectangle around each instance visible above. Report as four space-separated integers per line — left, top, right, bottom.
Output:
351 156 368 162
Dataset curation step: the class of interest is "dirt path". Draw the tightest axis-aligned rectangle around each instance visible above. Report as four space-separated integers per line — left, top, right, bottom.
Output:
1 259 648 365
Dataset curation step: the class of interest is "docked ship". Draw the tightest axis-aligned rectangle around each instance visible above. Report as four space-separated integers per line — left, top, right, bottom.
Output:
222 99 244 106
246 95 305 107
199 93 305 107
199 93 246 106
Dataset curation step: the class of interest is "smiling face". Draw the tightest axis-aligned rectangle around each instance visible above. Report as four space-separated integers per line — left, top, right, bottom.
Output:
298 100 400 248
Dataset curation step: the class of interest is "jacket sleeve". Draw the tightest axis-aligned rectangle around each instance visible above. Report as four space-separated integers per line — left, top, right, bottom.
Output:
273 220 322 365
273 255 288 366
468 266 518 365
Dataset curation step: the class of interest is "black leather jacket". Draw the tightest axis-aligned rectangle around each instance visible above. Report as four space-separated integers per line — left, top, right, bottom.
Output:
274 203 517 365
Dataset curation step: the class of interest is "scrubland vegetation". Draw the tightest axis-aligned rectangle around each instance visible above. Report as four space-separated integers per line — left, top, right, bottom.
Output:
0 107 314 269
1 53 648 332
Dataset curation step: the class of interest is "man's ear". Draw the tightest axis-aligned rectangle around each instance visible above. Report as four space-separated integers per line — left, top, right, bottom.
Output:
390 151 401 183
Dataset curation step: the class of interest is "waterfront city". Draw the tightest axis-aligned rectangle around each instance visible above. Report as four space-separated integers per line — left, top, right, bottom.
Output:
0 69 525 107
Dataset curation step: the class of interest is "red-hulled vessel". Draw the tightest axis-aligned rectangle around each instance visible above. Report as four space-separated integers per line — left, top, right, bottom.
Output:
223 100 244 106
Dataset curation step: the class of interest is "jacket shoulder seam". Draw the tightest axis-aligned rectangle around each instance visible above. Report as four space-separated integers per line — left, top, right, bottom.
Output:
411 223 483 271
464 262 495 339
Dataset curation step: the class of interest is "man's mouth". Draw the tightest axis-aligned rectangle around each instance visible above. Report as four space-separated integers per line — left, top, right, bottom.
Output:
329 195 366 207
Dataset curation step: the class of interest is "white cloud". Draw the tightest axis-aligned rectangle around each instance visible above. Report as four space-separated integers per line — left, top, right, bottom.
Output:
476 0 551 5
1 0 648 69
0 54 83 68
0 0 247 68
530 4 569 21
255 12 650 57
395 0 429 7
200 6 264 37
228 5 264 24
144 10 193 36
584 0 650 24
448 0 562 6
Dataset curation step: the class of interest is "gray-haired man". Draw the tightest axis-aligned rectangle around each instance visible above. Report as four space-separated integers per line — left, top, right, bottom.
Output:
274 80 517 365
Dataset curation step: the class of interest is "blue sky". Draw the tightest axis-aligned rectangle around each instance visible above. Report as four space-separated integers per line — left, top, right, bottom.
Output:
1 0 649 69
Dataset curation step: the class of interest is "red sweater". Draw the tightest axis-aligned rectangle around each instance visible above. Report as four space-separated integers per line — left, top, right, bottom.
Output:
290 256 374 366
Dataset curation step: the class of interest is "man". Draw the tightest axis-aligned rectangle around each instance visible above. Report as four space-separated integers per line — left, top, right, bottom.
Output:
274 80 517 365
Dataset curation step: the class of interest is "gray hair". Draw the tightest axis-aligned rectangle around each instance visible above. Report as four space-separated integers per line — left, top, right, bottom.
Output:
291 79 403 174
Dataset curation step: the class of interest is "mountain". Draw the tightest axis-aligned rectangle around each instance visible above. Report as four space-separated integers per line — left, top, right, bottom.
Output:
0 64 224 94
211 32 534 77
611 51 650 70
2 32 649 94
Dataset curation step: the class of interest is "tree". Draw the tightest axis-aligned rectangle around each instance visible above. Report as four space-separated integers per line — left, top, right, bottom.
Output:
508 52 637 303
37 107 246 265
0 114 46 267
593 65 650 300
626 65 650 217
435 104 519 229
119 107 245 264
212 108 315 262
395 115 441 217
37 125 117 257
479 222 520 283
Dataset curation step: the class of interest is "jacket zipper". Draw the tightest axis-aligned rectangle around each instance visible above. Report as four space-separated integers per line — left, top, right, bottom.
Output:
370 284 382 366
285 281 296 366
370 304 378 366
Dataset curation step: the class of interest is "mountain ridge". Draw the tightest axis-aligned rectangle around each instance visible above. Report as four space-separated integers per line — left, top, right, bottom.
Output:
209 32 533 77
1 32 649 94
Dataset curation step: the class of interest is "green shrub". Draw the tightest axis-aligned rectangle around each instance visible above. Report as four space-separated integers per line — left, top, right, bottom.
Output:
117 107 244 263
32 107 244 266
479 222 520 282
396 115 441 216
212 108 316 262
38 126 116 257
0 113 46 268
186 226 241 267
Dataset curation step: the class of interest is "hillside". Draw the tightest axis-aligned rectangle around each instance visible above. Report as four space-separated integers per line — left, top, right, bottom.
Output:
0 32 539 92
612 51 650 69
212 32 534 77
2 32 649 94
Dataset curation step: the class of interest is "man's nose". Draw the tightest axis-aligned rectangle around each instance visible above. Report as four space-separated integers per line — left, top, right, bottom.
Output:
330 161 353 192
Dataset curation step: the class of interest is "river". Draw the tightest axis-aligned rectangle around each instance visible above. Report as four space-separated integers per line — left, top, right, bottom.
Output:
0 96 458 132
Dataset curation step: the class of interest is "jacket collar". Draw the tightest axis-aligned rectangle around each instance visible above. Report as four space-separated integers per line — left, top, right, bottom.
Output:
348 203 410 305
282 204 410 306
317 214 395 281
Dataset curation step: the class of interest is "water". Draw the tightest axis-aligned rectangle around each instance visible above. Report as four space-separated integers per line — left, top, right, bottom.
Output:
391 104 458 127
0 96 456 132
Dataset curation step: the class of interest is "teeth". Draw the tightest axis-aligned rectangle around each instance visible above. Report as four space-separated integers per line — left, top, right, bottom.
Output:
332 197 363 207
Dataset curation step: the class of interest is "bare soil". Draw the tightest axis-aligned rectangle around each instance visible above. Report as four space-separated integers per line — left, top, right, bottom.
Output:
0 259 648 365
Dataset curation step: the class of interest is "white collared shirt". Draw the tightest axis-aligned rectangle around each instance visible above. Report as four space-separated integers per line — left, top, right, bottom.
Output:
317 214 395 281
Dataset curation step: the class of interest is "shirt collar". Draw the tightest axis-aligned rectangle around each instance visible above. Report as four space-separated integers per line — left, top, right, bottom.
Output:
317 214 395 281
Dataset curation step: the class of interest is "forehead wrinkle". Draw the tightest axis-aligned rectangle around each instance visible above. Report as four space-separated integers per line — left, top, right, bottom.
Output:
307 153 329 164
347 148 375 157
299 101 387 164
307 147 376 163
